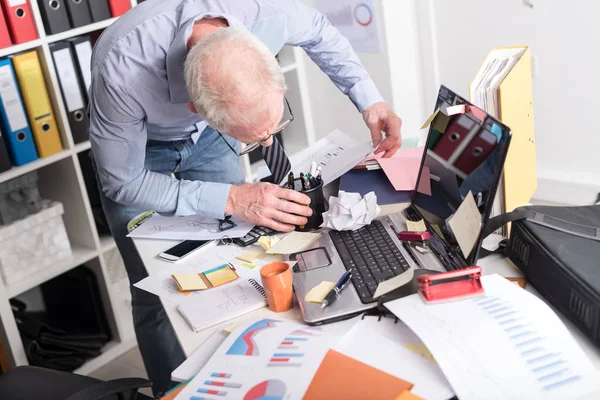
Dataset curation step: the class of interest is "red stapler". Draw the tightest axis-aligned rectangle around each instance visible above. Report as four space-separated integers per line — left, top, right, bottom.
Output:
418 266 484 303
398 231 431 242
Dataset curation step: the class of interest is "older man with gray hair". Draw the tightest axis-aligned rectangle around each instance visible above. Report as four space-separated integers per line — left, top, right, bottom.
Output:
89 0 402 396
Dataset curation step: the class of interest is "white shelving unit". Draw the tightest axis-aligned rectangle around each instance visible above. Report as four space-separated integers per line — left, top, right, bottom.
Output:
0 0 140 375
0 0 315 377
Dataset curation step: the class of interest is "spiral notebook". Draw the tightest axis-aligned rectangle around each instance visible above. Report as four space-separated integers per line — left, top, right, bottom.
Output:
177 279 267 332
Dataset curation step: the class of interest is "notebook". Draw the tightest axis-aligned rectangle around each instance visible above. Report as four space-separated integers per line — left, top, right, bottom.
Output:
177 278 267 332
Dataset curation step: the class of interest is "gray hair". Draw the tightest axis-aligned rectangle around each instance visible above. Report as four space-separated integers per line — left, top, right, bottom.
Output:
184 28 286 133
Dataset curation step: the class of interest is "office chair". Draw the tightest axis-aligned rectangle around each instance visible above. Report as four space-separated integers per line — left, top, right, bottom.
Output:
0 365 153 400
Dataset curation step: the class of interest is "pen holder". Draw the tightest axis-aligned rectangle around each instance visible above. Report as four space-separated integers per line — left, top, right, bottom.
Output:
294 179 327 232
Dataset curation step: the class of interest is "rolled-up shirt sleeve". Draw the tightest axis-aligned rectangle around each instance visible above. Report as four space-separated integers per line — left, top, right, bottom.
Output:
88 72 231 219
284 1 384 112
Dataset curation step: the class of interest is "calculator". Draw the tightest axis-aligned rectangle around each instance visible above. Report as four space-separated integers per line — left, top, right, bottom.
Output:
233 225 277 247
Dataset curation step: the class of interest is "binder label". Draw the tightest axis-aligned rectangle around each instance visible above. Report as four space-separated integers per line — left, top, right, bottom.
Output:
74 41 93 91
7 0 26 6
52 48 84 113
0 65 28 132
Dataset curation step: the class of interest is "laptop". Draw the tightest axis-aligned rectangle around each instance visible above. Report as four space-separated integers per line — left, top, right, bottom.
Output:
290 85 513 325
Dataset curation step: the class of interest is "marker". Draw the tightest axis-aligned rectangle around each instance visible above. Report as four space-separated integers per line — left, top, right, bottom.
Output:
288 171 294 189
309 161 317 177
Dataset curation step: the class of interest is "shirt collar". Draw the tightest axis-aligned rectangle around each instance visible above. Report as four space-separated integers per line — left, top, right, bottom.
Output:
166 11 249 104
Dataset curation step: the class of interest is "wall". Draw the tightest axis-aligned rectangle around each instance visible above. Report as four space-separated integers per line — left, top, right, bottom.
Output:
416 0 600 204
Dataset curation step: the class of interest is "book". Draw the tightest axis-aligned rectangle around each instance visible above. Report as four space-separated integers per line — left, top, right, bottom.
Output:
177 279 267 332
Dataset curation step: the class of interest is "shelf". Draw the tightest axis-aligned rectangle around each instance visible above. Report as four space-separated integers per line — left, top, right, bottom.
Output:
0 39 43 58
74 141 92 153
74 336 138 376
0 149 72 184
280 63 298 74
46 18 118 44
6 246 98 298
100 235 118 252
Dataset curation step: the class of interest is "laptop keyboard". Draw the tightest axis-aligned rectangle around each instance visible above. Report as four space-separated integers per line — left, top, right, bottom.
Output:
329 220 411 304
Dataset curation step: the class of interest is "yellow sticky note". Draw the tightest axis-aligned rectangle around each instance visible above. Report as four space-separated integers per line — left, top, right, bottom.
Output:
304 281 336 304
404 343 437 365
420 108 440 130
235 251 264 263
432 224 445 240
406 219 426 232
240 262 256 269
171 274 208 291
266 232 321 255
448 191 482 258
257 236 281 251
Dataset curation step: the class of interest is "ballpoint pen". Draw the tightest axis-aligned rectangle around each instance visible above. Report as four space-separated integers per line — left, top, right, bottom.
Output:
321 271 352 309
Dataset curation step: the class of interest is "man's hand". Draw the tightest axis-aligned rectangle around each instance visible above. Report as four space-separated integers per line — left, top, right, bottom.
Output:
362 102 402 158
225 183 313 232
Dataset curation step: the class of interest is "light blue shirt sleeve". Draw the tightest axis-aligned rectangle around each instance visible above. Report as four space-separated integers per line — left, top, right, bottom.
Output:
284 1 384 113
88 72 232 219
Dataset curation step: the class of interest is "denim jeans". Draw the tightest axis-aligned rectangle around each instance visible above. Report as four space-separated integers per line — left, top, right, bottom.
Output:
93 127 244 396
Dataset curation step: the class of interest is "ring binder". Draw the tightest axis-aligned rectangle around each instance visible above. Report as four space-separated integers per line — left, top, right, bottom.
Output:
249 278 266 297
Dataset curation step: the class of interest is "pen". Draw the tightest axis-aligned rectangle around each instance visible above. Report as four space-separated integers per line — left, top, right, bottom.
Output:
309 161 317 177
321 271 352 309
300 173 310 191
316 166 322 185
288 171 294 189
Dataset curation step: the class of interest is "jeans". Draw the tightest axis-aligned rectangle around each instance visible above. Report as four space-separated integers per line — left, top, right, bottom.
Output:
93 127 244 396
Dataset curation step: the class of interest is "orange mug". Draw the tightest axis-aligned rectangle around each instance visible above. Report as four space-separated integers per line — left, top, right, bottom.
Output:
260 262 293 312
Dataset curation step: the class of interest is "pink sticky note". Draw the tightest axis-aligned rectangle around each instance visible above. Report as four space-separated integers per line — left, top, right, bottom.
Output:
363 146 425 162
418 166 432 196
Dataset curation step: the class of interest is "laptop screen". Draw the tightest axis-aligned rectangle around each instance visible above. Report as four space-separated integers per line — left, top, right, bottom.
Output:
411 85 512 265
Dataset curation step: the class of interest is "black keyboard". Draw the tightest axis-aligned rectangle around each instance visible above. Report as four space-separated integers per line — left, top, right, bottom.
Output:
329 220 411 304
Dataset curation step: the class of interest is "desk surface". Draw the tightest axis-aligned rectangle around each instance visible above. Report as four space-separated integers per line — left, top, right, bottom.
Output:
133 236 600 371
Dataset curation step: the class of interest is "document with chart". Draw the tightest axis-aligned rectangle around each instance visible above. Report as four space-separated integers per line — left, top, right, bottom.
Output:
385 274 600 400
174 318 343 399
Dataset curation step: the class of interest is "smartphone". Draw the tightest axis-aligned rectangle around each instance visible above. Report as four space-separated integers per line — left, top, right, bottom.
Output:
157 240 213 262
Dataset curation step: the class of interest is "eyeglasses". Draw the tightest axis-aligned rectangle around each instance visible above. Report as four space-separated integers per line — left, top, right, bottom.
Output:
218 97 294 156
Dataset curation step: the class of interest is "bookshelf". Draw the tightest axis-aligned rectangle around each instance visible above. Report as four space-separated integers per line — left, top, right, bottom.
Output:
0 0 315 376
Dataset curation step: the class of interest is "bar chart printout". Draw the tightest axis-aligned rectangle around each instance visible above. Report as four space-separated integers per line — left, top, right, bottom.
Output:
385 274 600 400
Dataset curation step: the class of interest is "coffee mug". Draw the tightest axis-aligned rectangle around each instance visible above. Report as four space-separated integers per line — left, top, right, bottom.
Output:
260 261 293 312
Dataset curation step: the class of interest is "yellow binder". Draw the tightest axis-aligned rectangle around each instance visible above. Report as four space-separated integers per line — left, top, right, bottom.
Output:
469 46 537 229
12 50 62 158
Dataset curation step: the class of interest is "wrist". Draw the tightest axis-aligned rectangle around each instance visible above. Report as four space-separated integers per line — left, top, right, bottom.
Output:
225 185 240 216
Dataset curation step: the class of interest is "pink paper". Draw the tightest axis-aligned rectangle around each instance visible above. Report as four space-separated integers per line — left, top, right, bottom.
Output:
377 157 432 196
363 146 424 162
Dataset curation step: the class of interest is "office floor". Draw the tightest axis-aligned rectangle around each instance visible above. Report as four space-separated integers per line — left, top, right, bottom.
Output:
89 346 153 398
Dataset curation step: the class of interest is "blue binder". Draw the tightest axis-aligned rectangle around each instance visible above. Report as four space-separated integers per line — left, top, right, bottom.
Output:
0 58 37 166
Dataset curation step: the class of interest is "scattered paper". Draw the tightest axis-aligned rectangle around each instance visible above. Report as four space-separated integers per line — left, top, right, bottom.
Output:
404 343 437 365
406 219 427 232
385 274 600 400
421 108 440 130
328 319 454 400
127 214 253 240
448 191 482 258
235 251 264 263
257 236 280 251
321 191 381 231
305 281 336 303
373 268 414 299
257 129 373 184
223 308 271 334
266 231 322 254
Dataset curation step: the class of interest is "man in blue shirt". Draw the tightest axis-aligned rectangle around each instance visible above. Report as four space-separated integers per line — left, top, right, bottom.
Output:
89 1 402 395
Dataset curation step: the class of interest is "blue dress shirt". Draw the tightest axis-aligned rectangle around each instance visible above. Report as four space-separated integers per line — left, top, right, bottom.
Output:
89 0 384 219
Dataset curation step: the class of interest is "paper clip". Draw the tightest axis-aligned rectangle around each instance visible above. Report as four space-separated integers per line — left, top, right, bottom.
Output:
418 266 484 304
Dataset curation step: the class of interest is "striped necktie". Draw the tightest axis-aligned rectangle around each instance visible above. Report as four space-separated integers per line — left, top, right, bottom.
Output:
260 136 291 185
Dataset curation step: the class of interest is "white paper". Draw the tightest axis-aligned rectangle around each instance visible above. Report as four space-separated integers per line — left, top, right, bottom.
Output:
52 48 84 113
174 318 346 400
321 191 381 231
313 0 381 54
258 129 373 184
385 274 600 400
0 65 28 132
127 214 253 240
74 41 93 92
334 319 454 400
172 329 229 382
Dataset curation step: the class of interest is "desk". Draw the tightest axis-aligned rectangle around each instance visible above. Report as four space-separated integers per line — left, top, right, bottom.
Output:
132 222 600 397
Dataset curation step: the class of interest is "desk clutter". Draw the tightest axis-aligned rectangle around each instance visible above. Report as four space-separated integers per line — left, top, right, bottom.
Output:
0 171 71 285
163 274 600 400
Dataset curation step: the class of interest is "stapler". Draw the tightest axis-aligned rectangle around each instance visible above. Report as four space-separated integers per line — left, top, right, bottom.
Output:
418 266 484 303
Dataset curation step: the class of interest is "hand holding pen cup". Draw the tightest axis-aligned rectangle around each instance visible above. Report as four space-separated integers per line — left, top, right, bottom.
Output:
287 162 327 231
